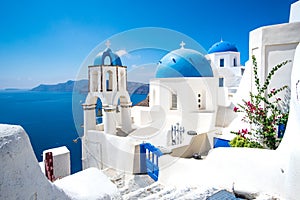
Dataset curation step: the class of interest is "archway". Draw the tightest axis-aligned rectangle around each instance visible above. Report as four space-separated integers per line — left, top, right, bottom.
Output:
95 98 103 125
103 56 111 65
106 70 113 91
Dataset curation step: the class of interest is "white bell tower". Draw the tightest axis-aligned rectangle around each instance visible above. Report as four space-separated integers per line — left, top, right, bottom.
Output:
83 40 133 136
82 41 133 169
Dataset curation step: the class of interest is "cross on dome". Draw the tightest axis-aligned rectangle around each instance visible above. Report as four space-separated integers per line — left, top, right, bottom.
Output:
180 41 186 49
105 40 111 48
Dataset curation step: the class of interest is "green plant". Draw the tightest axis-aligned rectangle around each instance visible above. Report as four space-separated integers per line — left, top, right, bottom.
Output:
231 56 290 149
229 135 263 148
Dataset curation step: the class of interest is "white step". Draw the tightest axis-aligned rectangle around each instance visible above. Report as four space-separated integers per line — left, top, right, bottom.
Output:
141 186 177 200
122 182 164 200
158 186 197 200
177 187 218 200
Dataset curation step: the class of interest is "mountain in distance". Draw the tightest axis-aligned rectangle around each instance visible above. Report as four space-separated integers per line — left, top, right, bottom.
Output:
31 80 149 95
126 81 149 95
31 80 82 92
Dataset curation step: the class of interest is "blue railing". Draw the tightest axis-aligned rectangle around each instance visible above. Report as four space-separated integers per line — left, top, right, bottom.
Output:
140 143 163 181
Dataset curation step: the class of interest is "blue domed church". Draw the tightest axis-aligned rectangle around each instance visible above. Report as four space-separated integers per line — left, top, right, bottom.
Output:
142 41 242 144
82 40 244 173
207 40 245 94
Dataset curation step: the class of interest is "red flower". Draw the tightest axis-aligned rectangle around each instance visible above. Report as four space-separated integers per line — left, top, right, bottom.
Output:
241 129 248 137
247 101 251 106
233 107 239 112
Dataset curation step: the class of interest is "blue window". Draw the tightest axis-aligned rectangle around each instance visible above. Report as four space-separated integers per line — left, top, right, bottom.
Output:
219 78 224 87
220 58 224 67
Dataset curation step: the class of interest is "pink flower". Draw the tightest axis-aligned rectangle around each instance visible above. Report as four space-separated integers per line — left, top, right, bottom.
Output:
271 88 276 94
242 129 248 134
247 101 252 106
233 107 239 112
241 129 248 137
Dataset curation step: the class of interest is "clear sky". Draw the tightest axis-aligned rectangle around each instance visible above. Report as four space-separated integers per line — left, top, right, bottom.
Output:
0 0 297 89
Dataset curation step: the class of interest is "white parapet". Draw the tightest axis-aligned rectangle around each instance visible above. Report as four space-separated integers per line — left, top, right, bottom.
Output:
290 0 300 23
43 146 71 179
0 124 70 199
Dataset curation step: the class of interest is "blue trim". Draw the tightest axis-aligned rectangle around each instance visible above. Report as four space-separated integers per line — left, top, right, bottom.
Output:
214 137 230 148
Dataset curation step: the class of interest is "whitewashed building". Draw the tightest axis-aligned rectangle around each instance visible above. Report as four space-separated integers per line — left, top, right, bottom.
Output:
82 39 244 172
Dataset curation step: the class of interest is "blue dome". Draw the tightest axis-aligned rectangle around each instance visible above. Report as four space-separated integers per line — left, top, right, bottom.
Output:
94 48 122 66
208 41 238 54
155 48 213 78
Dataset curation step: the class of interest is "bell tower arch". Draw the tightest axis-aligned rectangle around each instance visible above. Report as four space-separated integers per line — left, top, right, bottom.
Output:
83 41 132 136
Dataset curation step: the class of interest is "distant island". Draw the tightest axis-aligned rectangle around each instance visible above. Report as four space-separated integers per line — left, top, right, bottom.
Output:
31 80 149 95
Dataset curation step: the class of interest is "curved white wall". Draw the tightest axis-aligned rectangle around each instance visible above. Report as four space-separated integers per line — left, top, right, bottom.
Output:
0 124 69 200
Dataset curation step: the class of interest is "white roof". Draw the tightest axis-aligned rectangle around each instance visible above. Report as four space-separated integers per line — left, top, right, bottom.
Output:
54 167 120 199
43 146 69 156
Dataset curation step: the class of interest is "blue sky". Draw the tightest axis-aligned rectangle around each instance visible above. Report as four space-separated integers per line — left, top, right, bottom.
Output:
0 0 297 89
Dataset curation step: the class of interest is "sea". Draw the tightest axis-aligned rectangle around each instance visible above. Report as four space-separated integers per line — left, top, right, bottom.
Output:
0 90 147 174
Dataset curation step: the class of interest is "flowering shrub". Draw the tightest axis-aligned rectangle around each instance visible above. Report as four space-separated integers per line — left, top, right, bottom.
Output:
229 135 262 148
230 56 290 150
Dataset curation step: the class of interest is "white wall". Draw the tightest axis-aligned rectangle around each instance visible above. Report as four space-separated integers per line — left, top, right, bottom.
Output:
209 51 241 68
289 0 300 23
43 146 70 179
149 77 218 133
83 129 139 173
0 124 70 200
249 22 300 99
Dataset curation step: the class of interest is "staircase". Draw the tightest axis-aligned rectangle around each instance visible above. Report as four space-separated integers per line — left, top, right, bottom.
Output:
122 183 219 200
102 167 281 200
102 168 221 200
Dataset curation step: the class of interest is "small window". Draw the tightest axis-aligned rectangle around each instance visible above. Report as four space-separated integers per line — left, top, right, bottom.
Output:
241 68 245 75
198 94 201 98
220 58 224 67
171 93 177 109
219 77 224 87
106 71 113 91
233 58 237 67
